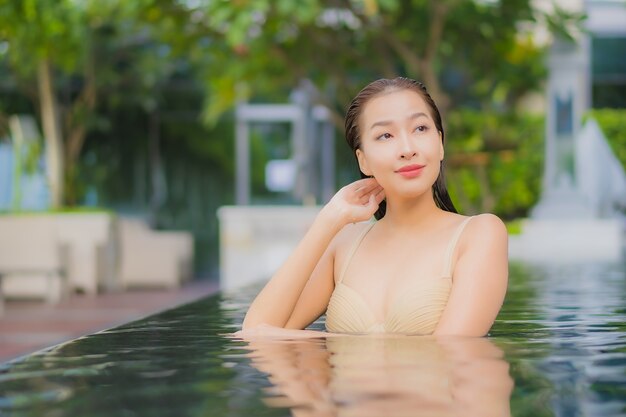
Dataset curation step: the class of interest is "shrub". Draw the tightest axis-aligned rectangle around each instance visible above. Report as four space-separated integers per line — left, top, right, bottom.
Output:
445 110 544 220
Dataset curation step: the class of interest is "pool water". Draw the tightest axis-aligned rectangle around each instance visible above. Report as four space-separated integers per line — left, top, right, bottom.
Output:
0 261 624 416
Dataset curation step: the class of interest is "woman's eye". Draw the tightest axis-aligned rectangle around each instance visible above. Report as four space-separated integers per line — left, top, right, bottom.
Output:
415 125 428 133
376 133 392 140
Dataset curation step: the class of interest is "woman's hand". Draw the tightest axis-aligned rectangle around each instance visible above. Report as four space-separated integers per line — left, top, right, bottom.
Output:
321 178 385 227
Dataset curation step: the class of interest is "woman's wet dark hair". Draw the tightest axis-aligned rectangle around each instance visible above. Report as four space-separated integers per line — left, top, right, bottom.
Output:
344 77 458 219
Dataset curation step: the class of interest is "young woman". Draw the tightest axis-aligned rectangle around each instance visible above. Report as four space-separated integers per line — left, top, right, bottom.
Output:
242 77 509 337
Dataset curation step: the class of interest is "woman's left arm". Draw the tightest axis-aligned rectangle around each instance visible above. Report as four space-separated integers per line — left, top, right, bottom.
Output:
433 214 509 337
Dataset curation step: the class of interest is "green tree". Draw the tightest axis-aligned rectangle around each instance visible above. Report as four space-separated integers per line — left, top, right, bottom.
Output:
186 0 551 126
0 0 172 206
0 0 85 207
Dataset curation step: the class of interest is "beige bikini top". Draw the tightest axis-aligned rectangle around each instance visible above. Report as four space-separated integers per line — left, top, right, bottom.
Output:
325 216 474 335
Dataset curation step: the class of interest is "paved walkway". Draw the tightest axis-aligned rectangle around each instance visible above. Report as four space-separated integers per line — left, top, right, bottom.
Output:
0 279 219 364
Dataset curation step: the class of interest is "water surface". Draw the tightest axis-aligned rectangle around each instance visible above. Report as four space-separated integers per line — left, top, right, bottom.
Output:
0 261 624 416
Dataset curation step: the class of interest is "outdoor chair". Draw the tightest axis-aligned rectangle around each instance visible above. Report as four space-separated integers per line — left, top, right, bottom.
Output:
0 215 68 303
117 217 193 289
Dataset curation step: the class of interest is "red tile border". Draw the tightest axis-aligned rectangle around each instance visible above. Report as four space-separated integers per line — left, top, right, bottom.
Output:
0 279 219 364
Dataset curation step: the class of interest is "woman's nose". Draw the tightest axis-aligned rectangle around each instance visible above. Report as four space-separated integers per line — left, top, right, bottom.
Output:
398 133 417 159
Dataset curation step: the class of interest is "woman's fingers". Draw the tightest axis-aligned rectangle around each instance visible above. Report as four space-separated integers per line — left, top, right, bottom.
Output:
355 186 381 205
352 177 380 192
325 178 384 225
357 185 384 205
350 179 381 195
351 195 378 220
352 187 385 219
352 182 379 198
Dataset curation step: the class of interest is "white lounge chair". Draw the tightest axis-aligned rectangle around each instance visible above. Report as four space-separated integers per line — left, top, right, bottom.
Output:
0 215 67 303
117 218 193 289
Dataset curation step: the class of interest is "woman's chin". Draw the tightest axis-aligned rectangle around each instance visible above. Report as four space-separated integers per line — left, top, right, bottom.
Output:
382 186 433 202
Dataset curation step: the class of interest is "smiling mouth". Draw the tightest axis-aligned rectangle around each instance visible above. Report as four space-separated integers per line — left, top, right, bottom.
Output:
396 164 425 178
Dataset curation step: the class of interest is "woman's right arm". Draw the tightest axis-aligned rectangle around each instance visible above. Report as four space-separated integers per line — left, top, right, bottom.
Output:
242 178 384 330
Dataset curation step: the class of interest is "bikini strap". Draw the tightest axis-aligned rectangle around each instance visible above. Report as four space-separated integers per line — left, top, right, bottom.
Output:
337 221 376 284
442 216 474 278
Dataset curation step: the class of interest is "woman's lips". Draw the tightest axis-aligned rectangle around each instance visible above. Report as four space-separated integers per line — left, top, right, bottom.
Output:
396 164 425 178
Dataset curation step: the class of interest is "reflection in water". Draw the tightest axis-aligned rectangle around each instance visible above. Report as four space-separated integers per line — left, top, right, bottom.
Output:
237 332 513 417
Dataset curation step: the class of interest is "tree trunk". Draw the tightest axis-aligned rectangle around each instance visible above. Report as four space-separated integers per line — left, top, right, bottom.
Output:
419 0 453 113
37 59 64 208
64 36 96 199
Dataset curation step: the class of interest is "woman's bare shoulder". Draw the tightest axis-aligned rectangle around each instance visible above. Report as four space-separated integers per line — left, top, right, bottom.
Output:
331 220 375 253
462 213 508 248
467 213 507 231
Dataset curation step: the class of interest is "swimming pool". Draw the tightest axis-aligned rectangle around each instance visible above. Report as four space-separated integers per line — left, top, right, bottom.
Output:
0 261 624 416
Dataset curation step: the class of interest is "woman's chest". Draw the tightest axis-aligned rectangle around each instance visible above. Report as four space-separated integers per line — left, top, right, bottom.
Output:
334 239 450 321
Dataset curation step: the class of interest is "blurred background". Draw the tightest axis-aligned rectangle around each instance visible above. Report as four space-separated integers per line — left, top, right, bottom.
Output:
0 0 624 281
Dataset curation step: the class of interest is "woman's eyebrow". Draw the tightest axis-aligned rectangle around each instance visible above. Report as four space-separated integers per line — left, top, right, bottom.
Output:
369 112 428 130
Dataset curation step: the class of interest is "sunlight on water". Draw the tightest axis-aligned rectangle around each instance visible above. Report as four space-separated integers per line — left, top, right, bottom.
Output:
0 261 624 417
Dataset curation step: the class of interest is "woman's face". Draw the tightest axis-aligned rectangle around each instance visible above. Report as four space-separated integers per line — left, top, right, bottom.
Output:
355 89 444 199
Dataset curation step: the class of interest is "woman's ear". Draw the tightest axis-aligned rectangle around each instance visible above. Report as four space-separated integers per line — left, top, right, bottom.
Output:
355 149 372 176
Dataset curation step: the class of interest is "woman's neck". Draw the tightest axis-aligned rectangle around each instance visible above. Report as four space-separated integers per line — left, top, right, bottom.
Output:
380 191 445 234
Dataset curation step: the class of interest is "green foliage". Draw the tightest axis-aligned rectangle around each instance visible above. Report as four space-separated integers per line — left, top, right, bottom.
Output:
505 219 523 235
543 3 587 43
22 138 42 174
341 108 624 221
187 0 554 124
0 0 86 73
587 109 626 170
445 111 544 219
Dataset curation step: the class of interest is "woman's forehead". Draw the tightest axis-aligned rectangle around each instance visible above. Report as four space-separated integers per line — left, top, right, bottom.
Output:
361 89 430 125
